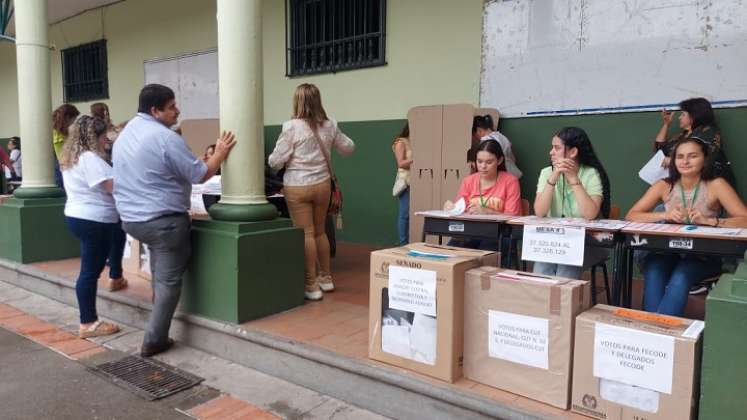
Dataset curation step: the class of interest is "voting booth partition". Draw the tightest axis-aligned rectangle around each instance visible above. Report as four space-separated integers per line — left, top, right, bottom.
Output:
407 105 500 243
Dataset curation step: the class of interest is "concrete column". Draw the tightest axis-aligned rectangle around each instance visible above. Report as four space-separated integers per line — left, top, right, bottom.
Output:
209 0 275 221
13 0 62 199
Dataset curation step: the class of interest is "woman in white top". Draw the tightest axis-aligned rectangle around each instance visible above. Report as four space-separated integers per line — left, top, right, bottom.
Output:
472 114 522 179
4 136 21 181
268 84 355 301
60 115 122 338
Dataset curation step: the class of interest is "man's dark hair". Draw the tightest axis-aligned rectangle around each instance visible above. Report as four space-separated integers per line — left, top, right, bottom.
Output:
138 84 175 114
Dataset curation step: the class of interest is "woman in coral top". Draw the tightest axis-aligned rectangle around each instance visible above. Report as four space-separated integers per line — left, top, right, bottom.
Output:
445 140 521 259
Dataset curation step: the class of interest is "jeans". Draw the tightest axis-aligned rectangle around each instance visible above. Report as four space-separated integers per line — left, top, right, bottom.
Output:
107 224 126 279
54 157 65 193
533 247 610 280
397 188 410 245
66 216 119 324
124 213 192 347
642 253 722 316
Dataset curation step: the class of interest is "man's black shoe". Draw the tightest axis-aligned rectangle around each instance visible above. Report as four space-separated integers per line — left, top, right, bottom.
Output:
140 338 175 357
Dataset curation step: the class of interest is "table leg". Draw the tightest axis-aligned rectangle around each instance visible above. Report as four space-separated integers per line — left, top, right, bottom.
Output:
611 238 624 306
506 229 514 269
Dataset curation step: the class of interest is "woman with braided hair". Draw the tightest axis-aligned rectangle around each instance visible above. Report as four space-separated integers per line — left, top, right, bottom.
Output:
60 115 123 338
532 126 611 279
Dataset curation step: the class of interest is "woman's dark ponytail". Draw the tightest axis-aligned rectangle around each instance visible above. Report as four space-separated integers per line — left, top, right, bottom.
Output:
555 127 611 219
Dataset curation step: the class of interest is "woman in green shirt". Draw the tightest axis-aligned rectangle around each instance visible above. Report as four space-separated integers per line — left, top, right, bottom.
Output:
533 127 611 279
52 104 80 190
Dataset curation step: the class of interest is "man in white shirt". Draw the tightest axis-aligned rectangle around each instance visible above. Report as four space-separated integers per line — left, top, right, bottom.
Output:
113 84 236 357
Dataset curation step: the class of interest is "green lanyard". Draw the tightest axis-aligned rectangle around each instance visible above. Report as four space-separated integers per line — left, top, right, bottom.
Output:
679 181 701 224
478 173 497 208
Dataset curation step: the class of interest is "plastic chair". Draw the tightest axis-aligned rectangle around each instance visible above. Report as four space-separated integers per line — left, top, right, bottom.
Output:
589 204 620 304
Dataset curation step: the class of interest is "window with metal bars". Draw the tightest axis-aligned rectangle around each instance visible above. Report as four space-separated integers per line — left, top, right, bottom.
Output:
61 39 109 102
286 0 386 77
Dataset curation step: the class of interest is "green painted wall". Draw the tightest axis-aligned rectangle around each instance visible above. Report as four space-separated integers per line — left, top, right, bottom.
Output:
264 119 405 246
265 107 747 246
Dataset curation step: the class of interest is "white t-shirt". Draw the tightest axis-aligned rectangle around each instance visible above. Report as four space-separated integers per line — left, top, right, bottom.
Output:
4 149 20 179
62 151 119 223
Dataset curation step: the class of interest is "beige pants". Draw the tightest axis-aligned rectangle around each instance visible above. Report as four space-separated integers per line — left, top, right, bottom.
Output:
284 180 332 286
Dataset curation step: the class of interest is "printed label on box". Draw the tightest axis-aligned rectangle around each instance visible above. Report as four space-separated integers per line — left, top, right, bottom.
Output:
448 222 465 232
388 266 437 317
522 224 585 267
600 378 660 413
593 323 675 394
381 288 437 365
488 310 549 370
140 244 151 274
669 238 693 250
123 235 132 259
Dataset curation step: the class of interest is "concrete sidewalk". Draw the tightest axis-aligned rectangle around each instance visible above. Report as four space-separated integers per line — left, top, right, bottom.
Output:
0 327 192 420
0 279 388 420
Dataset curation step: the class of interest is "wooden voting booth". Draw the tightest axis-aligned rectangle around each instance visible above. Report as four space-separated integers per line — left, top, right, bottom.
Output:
407 104 500 243
180 119 220 157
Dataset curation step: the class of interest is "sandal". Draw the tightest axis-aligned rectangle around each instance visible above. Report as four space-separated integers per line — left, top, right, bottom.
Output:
79 320 120 338
107 277 128 292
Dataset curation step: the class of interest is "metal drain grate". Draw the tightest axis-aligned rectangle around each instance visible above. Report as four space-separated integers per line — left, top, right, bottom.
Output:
92 355 203 400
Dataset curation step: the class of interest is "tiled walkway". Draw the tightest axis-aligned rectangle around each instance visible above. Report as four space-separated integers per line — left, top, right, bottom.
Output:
30 242 707 419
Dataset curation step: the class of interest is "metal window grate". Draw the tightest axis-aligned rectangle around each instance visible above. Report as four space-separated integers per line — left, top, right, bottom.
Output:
92 355 203 400
61 39 109 102
285 0 387 77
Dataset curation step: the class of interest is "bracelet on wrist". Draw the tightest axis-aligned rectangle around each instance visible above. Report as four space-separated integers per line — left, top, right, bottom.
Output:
547 180 556 187
568 180 581 186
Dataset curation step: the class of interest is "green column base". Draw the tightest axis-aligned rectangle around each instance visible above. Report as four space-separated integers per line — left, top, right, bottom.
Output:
700 266 747 420
208 202 278 222
183 217 305 323
13 186 66 199
0 197 79 263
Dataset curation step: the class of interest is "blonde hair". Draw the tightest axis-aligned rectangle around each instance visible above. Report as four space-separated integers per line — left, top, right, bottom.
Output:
59 115 108 170
292 83 328 132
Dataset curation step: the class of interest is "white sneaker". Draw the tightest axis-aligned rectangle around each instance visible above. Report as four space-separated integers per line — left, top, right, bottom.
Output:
318 275 335 292
304 287 323 301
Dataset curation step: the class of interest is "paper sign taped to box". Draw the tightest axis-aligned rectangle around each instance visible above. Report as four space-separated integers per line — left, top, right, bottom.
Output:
593 323 675 394
388 266 437 316
600 378 660 413
488 310 549 370
522 224 585 267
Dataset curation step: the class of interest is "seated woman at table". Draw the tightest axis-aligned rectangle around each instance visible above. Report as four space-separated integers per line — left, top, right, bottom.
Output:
626 136 747 316
444 140 521 256
533 127 611 279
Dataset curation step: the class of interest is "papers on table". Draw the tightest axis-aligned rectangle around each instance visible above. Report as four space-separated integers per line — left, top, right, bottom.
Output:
512 216 629 231
677 226 744 236
639 151 669 185
201 175 222 195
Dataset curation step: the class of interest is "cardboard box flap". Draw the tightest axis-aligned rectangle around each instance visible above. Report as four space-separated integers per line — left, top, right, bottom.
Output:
373 242 495 267
579 305 703 341
469 267 588 313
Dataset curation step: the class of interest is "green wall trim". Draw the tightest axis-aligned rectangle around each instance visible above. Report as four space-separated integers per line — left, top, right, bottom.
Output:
0 197 79 263
184 218 305 323
263 107 746 246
